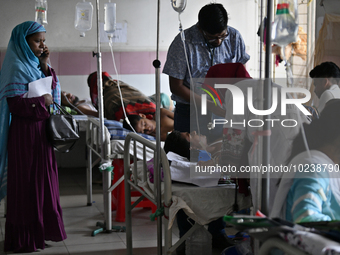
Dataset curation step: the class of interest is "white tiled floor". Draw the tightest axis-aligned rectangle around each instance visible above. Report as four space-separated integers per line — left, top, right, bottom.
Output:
0 167 235 255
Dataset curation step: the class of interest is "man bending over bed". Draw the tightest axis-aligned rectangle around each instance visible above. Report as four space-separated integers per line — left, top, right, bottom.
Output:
123 108 174 141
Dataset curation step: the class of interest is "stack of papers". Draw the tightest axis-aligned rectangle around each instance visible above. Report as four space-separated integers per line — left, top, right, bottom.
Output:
23 76 52 98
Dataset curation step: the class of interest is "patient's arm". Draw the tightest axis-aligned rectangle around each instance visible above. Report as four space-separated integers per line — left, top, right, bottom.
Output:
169 76 191 102
160 108 174 141
160 108 174 120
196 128 245 168
289 175 332 222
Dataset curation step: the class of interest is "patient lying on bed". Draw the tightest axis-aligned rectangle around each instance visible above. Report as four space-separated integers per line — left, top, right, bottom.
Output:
164 130 250 189
122 108 174 141
88 71 157 121
61 91 98 117
164 130 235 252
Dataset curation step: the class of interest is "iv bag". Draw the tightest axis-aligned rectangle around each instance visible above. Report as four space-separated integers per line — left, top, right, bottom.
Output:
104 2 116 36
74 1 93 37
271 1 298 47
35 0 48 25
171 0 187 13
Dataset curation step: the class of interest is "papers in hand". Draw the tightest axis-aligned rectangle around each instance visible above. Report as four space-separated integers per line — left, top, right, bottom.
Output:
24 76 53 98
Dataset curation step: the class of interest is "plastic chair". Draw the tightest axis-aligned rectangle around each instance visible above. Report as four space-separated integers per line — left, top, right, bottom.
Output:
111 158 157 222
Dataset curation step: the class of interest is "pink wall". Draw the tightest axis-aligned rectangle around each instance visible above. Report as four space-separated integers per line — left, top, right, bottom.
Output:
0 51 4 71
0 51 168 75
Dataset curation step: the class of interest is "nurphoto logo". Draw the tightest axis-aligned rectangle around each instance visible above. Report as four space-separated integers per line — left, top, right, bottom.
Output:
200 82 311 128
199 83 222 109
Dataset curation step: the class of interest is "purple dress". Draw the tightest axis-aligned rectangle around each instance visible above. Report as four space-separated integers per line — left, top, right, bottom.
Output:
4 76 66 252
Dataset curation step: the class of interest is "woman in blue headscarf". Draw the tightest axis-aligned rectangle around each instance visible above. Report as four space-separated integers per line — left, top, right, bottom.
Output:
0 21 66 252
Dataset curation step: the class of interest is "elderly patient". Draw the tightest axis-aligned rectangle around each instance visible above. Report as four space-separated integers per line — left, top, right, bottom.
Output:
61 91 98 117
270 100 340 222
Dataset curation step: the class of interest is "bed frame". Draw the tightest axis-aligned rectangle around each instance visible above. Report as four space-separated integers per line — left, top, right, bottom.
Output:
86 117 125 235
259 238 307 255
124 133 230 254
86 117 158 235
122 133 311 255
124 132 174 254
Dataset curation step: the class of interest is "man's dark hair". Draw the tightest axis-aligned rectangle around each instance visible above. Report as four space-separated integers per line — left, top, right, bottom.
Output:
123 114 141 131
164 130 190 160
198 3 228 34
309 62 340 84
287 99 340 163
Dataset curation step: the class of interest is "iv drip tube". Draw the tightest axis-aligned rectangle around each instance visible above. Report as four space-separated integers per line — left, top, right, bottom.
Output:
178 14 202 137
108 38 137 133
104 2 135 133
172 0 208 154
171 0 211 160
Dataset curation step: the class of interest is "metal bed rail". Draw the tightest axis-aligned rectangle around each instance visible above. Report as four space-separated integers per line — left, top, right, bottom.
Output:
259 237 307 255
123 133 257 254
86 117 116 235
124 133 173 254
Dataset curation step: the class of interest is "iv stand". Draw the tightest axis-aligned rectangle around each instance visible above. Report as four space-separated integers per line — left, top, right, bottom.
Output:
153 0 163 253
91 0 124 236
262 0 273 217
91 0 111 235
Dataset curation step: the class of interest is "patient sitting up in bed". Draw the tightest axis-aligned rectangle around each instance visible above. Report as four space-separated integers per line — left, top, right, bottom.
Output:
270 100 340 222
164 130 235 253
123 108 174 141
61 91 98 117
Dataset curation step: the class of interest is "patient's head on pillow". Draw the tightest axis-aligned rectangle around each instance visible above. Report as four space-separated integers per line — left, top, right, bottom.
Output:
123 114 156 136
123 114 141 131
187 131 208 150
61 91 80 107
164 130 191 160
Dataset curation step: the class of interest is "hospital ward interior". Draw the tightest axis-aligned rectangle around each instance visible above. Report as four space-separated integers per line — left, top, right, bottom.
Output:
1 0 340 254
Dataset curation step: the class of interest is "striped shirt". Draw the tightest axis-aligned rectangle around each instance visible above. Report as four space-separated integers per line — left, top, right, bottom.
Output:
286 151 340 223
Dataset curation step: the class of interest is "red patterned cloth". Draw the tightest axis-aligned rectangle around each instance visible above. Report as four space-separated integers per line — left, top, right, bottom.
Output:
204 63 252 103
87 71 112 109
88 71 155 121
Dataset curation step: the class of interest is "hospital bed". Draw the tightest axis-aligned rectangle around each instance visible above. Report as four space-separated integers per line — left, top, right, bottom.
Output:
223 214 340 255
250 225 340 254
123 132 252 254
85 116 158 234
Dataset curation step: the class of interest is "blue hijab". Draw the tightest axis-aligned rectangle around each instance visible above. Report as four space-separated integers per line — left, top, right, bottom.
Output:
0 21 60 202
